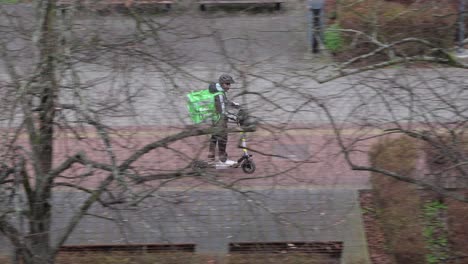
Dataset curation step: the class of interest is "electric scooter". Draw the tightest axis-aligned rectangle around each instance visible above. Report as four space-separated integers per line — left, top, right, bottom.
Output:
192 108 257 174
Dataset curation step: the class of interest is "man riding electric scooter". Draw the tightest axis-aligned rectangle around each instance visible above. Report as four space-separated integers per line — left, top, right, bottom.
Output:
208 74 240 165
193 74 257 173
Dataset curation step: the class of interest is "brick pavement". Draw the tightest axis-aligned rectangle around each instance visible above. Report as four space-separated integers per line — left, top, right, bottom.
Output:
49 125 371 189
1 123 373 264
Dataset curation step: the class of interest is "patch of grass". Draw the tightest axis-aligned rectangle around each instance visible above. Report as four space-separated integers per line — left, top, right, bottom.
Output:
423 133 468 262
445 192 468 262
0 0 18 3
422 201 449 264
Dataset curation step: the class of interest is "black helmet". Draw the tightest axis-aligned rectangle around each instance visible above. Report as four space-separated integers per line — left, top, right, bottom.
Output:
219 74 235 84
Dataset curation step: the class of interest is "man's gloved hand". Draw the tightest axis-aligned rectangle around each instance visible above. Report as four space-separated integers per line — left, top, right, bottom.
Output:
230 101 241 109
226 112 238 122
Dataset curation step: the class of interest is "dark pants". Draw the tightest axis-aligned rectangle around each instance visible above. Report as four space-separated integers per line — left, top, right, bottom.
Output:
209 118 228 162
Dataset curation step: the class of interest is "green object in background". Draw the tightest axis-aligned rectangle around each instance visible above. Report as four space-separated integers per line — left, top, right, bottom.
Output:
187 89 222 124
325 23 343 52
0 0 18 4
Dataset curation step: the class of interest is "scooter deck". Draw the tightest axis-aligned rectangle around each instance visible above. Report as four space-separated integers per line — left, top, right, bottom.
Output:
195 160 238 170
213 161 238 169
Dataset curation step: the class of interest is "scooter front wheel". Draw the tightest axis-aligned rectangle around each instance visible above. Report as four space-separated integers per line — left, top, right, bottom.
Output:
241 160 256 174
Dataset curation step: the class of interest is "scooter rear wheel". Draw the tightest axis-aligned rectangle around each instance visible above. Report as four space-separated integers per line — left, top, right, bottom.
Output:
241 160 256 174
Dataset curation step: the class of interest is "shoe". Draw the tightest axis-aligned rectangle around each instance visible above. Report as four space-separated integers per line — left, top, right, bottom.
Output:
223 159 237 166
208 154 215 162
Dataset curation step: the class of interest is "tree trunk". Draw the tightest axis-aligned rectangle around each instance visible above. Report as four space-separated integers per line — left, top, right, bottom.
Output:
21 0 59 263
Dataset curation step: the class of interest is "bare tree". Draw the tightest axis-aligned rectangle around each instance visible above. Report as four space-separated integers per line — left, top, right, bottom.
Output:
0 2 322 264
265 0 468 203
0 1 226 263
321 67 468 202
1 1 467 264
323 0 468 202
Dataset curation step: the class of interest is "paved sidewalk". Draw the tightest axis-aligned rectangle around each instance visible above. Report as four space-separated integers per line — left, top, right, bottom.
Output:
48 124 371 189
47 188 370 264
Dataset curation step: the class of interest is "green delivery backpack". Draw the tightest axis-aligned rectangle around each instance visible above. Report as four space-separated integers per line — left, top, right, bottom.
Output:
187 89 222 124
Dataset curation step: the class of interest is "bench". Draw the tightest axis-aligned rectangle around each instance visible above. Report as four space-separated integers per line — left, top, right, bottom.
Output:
197 0 283 11
58 0 174 10
94 0 174 10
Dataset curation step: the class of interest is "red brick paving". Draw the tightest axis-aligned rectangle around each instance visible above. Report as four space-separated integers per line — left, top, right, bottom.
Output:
45 125 371 189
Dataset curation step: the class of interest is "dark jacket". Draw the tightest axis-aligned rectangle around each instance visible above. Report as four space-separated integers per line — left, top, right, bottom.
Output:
209 82 228 120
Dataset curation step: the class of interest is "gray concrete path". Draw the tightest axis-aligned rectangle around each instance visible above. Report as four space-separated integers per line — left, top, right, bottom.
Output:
52 188 369 263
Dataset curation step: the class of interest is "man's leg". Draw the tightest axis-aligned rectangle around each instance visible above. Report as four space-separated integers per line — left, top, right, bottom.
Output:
218 132 228 162
214 118 228 162
208 134 217 161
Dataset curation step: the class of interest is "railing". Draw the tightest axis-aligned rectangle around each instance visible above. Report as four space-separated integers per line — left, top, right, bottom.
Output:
229 241 343 257
60 243 196 253
196 0 284 11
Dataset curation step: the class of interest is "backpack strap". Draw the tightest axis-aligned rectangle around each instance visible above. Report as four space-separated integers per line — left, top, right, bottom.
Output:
212 91 224 122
